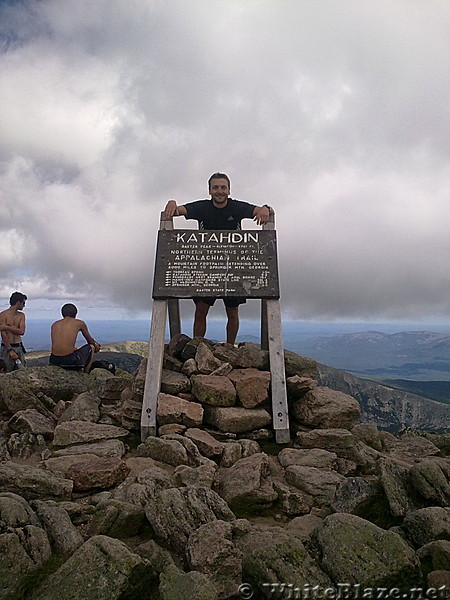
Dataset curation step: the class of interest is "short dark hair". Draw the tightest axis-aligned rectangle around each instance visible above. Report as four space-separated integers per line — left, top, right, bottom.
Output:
9 292 27 306
61 303 78 318
208 172 230 189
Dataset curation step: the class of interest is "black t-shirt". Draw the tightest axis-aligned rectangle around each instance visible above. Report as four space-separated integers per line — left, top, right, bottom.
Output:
183 198 256 230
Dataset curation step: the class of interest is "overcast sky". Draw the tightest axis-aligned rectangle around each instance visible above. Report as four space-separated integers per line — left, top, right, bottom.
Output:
1 0 450 324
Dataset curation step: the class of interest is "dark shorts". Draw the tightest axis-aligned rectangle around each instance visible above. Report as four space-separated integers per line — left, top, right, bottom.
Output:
193 297 246 308
49 344 93 368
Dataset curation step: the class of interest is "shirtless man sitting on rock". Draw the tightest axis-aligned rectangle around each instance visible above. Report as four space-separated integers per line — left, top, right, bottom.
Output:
49 303 101 373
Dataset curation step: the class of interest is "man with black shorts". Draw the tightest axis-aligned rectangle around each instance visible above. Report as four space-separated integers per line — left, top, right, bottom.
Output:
164 172 271 344
49 304 101 372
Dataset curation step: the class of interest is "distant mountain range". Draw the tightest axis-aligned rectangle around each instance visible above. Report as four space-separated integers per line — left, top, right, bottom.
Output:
296 330 450 381
317 363 449 434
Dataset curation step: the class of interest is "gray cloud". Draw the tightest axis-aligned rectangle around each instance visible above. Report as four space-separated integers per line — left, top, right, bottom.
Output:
1 0 450 321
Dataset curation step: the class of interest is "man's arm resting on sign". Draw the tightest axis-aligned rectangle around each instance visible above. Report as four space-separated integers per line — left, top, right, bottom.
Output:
164 200 187 219
253 204 271 225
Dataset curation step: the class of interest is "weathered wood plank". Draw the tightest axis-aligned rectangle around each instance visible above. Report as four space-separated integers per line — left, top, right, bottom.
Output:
141 300 167 440
265 298 290 443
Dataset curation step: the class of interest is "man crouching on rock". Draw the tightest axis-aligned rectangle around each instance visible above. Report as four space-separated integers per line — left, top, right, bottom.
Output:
49 303 101 373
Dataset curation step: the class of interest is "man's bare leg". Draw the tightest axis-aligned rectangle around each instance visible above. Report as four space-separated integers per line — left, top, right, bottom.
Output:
225 306 239 345
193 301 210 338
84 344 96 373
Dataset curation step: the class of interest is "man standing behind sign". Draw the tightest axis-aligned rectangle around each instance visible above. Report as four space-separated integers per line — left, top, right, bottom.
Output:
164 172 271 344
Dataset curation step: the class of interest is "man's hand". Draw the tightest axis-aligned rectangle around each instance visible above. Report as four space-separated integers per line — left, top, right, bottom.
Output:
253 205 270 226
164 200 178 219
93 342 101 353
8 349 18 360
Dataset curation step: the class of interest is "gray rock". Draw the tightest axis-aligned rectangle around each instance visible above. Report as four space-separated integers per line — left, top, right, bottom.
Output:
185 428 224 459
238 526 331 592
228 368 271 409
57 392 101 423
286 514 324 542
352 423 384 452
402 507 450 547
235 343 269 369
167 333 191 358
32 500 84 555
0 366 90 416
8 408 56 439
136 436 189 466
378 457 421 517
295 428 379 473
51 438 126 458
187 520 242 599
191 375 236 407
0 462 72 500
7 431 47 459
239 439 261 458
220 442 242 467
157 393 204 427
113 466 174 507
181 358 198 376
174 462 217 488
315 513 423 589
292 386 360 430
331 477 378 515
409 459 450 506
89 499 146 538
272 480 312 516
278 447 338 469
0 492 40 530
218 453 277 513
284 350 318 378
160 564 218 600
285 465 345 507
417 540 450 575
161 369 191 395
0 527 51 599
195 342 223 374
53 420 129 447
145 486 235 554
181 337 212 361
204 406 271 434
66 456 130 492
286 375 317 399
31 535 156 600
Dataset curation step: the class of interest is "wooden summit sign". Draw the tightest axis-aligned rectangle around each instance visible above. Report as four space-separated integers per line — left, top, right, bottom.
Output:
152 229 279 299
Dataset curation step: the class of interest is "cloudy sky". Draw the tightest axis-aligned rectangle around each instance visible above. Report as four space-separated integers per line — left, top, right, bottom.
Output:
1 0 450 324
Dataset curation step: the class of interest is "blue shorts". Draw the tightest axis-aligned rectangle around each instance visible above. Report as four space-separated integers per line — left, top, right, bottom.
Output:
49 344 93 368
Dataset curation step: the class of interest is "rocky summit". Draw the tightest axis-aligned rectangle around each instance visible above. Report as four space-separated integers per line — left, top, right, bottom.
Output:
0 336 449 600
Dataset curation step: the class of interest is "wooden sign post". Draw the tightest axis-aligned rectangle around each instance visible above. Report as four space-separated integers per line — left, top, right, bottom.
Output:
141 212 290 443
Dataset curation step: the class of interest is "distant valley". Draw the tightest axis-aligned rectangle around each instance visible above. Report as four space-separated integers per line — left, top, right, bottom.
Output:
294 329 450 382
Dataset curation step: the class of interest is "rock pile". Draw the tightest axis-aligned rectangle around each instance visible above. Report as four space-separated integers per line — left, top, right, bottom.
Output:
0 336 448 600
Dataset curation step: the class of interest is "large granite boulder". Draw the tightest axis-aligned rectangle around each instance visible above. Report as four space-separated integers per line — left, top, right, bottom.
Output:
157 393 203 427
31 535 156 600
204 406 271 434
144 486 235 555
0 366 90 417
237 526 331 592
291 386 360 429
52 421 129 447
0 462 73 500
187 520 242 599
191 375 236 407
218 453 278 513
315 513 423 589
402 507 450 548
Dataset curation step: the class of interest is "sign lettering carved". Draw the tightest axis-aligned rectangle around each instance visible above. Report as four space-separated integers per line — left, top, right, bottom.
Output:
152 229 280 299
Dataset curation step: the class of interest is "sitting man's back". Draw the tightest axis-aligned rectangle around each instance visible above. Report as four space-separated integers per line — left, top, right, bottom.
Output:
50 303 100 373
